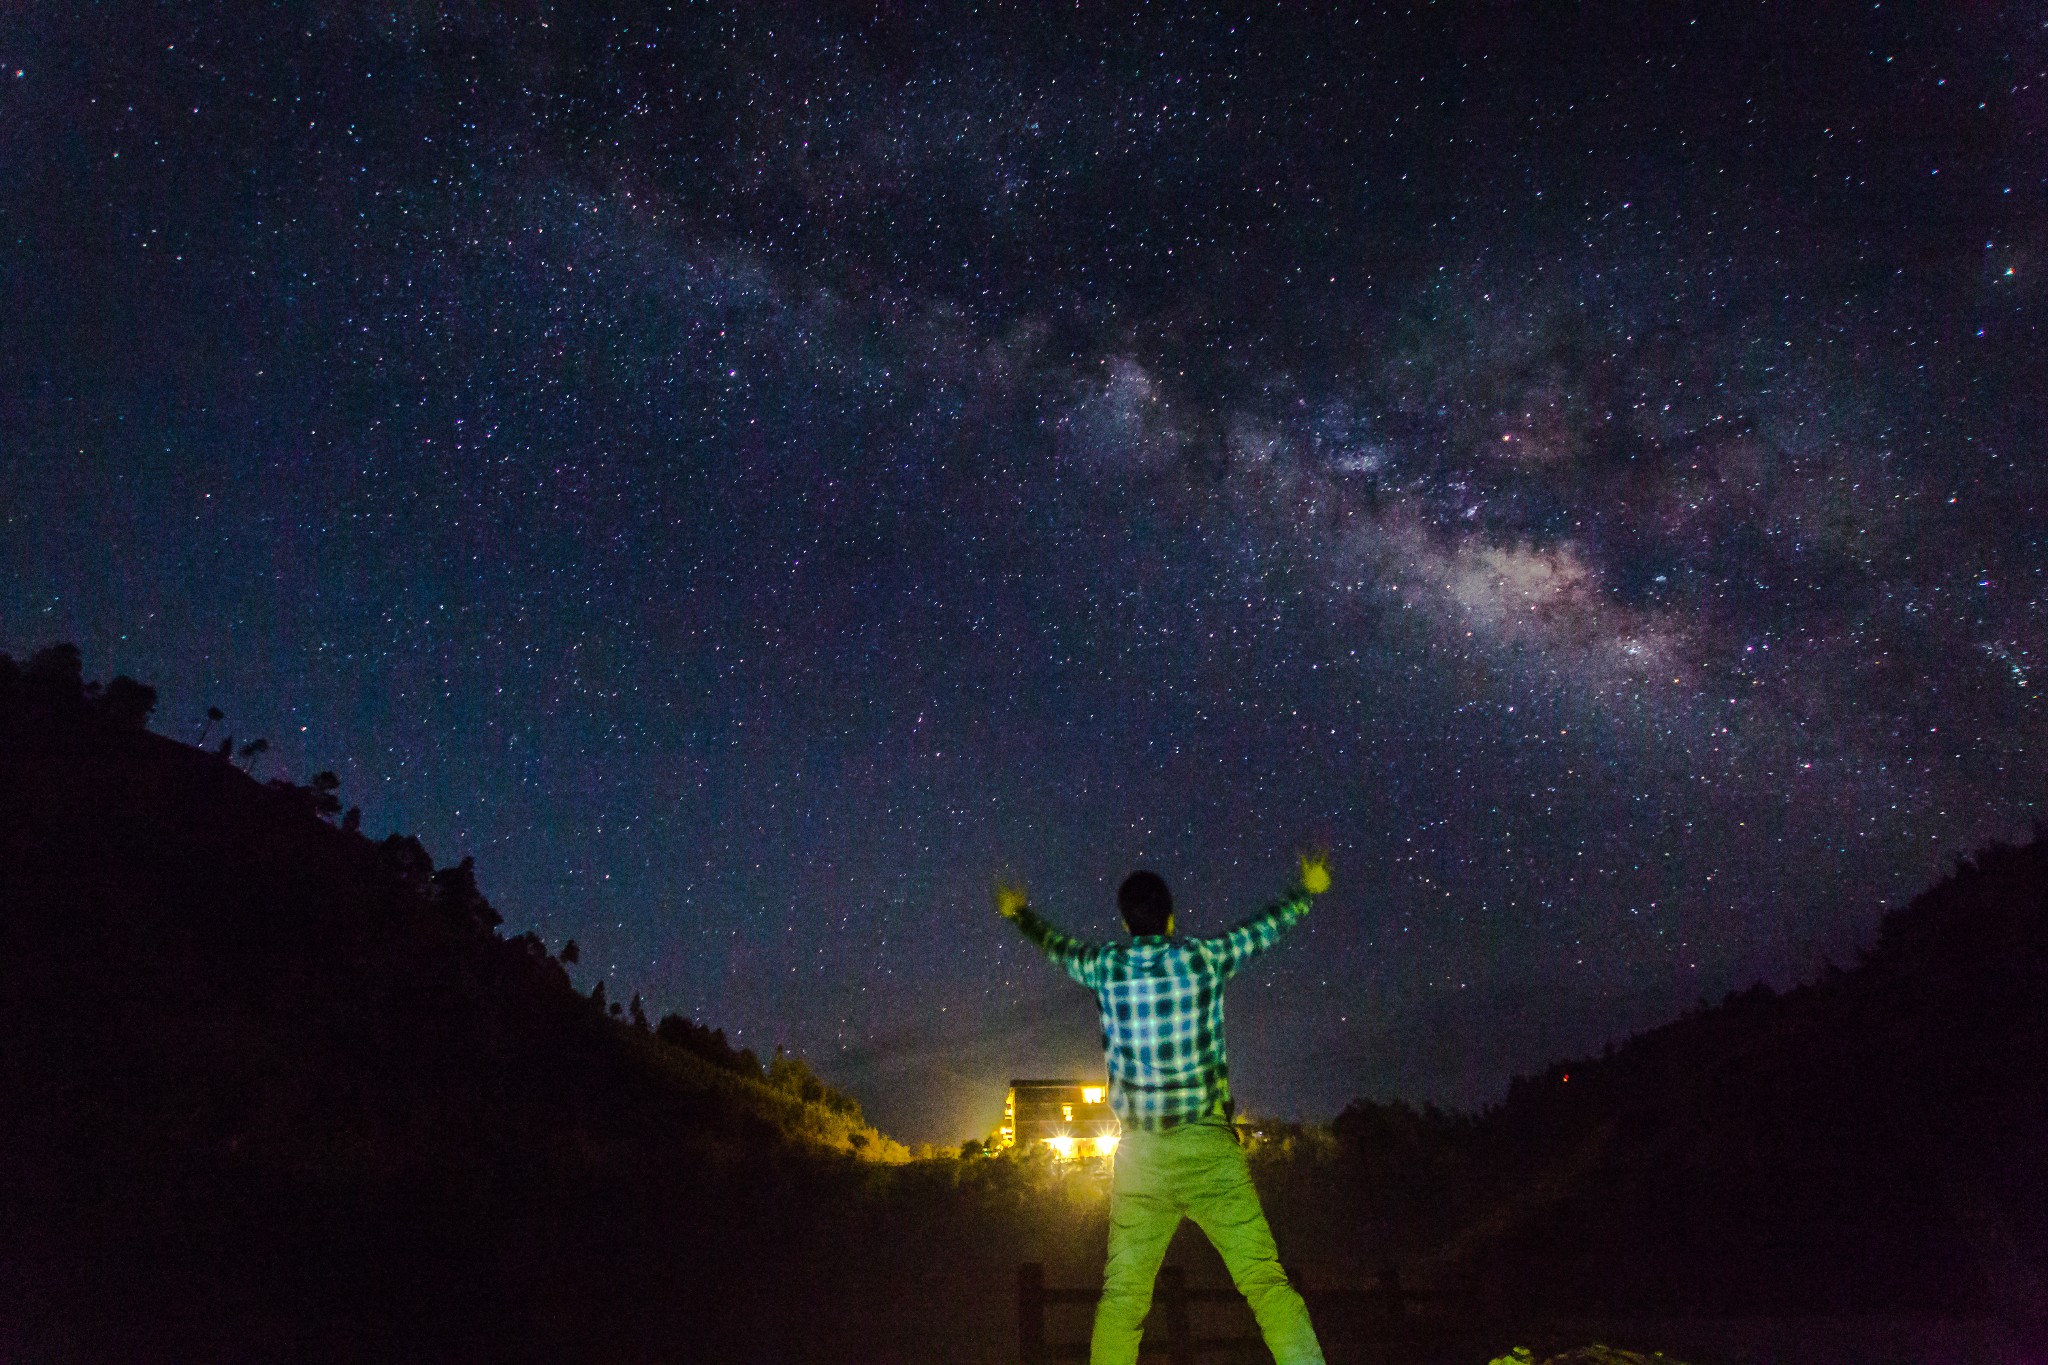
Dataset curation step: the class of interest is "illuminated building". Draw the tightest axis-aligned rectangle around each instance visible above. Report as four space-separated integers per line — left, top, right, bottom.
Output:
997 1078 1120 1161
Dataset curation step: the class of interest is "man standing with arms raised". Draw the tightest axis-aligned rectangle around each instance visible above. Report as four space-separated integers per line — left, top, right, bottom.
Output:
995 854 1331 1365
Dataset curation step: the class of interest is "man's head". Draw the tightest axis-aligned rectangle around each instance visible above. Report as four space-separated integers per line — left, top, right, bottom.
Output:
1117 870 1174 937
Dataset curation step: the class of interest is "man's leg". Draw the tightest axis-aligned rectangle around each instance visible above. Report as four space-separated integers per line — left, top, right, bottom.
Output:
1089 1128 1182 1365
1175 1120 1325 1365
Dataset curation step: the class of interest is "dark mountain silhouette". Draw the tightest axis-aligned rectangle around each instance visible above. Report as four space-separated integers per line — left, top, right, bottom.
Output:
0 646 1055 1365
1292 836 2048 1339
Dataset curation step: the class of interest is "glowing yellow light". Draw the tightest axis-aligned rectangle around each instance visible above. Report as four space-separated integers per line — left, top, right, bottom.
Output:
1094 1133 1120 1156
1062 1104 1074 1121
1082 1086 1105 1105
1047 1135 1076 1159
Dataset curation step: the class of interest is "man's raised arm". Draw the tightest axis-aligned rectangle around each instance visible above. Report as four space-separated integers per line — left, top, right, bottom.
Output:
994 881 1100 989
1206 852 1332 978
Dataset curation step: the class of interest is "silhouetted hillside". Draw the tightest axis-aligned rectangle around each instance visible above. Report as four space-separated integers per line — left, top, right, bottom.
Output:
0 646 1075 1365
1299 833 2048 1333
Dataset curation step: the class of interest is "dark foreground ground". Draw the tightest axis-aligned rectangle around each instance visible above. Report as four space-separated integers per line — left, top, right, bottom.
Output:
1018 1232 2033 1365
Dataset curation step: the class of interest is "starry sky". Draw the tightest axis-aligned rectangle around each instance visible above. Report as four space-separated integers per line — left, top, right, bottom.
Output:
3 3 2044 1143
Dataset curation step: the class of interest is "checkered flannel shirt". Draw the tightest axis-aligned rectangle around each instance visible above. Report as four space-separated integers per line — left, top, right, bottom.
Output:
1010 887 1313 1131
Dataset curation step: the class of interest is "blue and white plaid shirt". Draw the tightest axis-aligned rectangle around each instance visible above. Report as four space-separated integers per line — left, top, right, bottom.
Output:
1010 887 1313 1131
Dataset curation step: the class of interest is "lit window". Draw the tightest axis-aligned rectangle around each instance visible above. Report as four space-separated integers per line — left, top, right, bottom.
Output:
1047 1135 1077 1159
1082 1086 1105 1105
1062 1104 1074 1121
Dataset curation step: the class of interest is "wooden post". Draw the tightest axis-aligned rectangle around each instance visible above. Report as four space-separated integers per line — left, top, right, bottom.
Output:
1018 1261 1046 1365
1156 1264 1193 1365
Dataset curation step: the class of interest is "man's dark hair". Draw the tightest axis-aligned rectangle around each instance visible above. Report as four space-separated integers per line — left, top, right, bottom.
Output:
1117 870 1174 936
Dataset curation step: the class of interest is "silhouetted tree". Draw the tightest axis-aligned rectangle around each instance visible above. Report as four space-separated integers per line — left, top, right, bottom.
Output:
510 932 551 962
236 737 269 774
23 643 84 707
431 856 502 931
266 770 344 821
629 992 648 1031
590 980 607 1011
560 939 580 965
198 705 224 744
341 806 361 833
97 676 156 729
768 1050 865 1123
308 771 342 818
654 1013 764 1078
377 835 435 893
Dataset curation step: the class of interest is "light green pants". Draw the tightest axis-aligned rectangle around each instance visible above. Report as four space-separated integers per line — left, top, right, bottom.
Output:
1089 1116 1325 1365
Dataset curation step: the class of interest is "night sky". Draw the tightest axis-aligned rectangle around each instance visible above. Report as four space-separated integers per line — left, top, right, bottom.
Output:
4 4 2044 1144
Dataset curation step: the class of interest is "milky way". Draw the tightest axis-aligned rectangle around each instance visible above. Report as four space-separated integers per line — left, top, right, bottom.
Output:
3 5 2044 1141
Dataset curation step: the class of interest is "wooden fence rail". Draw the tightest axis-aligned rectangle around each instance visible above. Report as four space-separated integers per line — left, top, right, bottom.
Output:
1017 1262 1432 1364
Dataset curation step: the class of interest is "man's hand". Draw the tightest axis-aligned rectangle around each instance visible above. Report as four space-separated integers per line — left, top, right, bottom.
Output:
1298 850 1332 897
993 880 1030 921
